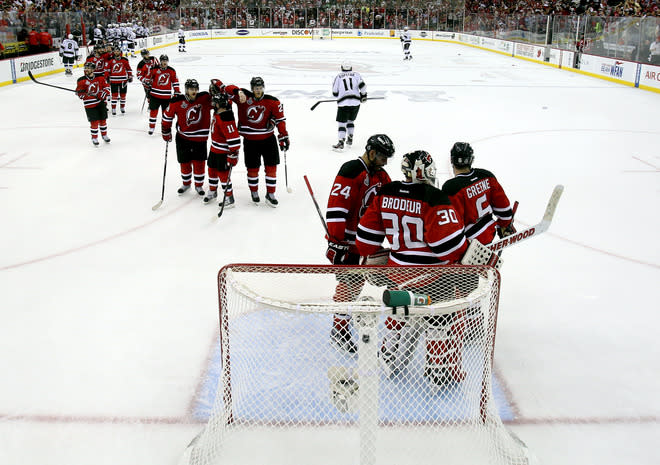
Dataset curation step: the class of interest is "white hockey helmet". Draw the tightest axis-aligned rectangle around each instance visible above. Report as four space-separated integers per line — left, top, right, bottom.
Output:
404 26 409 31
401 150 437 185
68 34 73 39
341 60 352 71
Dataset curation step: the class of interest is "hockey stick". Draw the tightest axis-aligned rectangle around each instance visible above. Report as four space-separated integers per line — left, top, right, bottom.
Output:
283 149 292 193
27 70 76 93
151 141 169 211
217 167 233 218
310 97 385 111
303 174 330 237
487 185 564 253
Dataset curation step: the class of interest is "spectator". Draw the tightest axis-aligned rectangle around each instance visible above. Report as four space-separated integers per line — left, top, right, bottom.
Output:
28 28 39 54
38 29 52 53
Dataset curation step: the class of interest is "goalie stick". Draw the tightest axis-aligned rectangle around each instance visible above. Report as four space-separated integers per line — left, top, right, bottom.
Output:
487 184 563 252
310 97 385 111
27 71 76 93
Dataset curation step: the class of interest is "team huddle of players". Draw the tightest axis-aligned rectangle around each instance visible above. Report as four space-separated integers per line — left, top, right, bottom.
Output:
324 135 516 386
75 45 289 210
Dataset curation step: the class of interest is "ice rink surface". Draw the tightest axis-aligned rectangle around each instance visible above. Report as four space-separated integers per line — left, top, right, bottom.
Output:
1 37 659 464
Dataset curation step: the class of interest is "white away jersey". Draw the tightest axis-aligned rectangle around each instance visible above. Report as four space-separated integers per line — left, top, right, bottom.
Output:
332 71 366 107
400 31 412 44
60 38 79 58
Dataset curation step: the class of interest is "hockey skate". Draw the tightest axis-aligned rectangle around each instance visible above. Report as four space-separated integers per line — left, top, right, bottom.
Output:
265 192 279 208
120 107 125 114
221 194 235 209
203 190 217 204
91 138 99 146
332 140 345 152
112 109 116 116
250 191 260 204
177 184 191 195
346 135 353 147
148 129 154 135
330 326 357 354
102 135 111 143
195 186 205 196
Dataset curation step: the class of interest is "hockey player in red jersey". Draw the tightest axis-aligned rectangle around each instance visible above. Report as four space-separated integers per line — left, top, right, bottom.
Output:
162 79 213 197
205 92 241 207
442 142 515 244
356 150 469 386
105 46 133 116
76 61 111 146
136 49 159 97
147 54 180 135
223 77 289 207
325 134 394 353
85 46 106 79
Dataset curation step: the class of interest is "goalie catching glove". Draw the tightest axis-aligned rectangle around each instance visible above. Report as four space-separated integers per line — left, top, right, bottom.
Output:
326 241 350 265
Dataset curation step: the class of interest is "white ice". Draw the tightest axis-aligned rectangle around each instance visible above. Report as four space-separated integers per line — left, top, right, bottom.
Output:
0 37 659 465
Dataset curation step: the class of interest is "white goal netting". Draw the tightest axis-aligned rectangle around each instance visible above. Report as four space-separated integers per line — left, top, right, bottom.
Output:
180 264 535 465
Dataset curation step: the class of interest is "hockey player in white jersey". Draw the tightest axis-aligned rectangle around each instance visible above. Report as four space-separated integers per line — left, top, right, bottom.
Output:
127 25 137 57
331 61 367 151
60 34 79 75
400 26 412 60
178 28 186 52
93 24 104 46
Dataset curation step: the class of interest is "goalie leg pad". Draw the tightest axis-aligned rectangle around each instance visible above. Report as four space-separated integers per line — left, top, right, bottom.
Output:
423 311 466 386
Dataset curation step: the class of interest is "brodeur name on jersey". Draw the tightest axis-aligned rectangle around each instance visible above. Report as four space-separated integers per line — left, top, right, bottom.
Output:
356 181 467 266
442 168 513 244
326 158 391 252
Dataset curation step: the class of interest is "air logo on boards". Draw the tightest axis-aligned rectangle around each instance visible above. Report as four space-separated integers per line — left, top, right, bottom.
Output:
601 61 624 78
488 228 535 251
644 70 660 82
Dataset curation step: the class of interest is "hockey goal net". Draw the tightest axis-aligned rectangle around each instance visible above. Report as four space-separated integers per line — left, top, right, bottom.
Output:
312 27 332 40
180 264 535 465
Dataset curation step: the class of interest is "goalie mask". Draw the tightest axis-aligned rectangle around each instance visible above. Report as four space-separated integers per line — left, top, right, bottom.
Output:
401 150 437 185
450 142 474 168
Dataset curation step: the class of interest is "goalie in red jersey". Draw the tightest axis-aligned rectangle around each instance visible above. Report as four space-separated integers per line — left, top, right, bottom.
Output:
356 150 469 386
76 61 111 146
205 92 241 208
324 134 394 353
161 79 213 197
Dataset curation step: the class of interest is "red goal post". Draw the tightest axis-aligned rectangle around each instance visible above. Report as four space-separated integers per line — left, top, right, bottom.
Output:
179 263 536 465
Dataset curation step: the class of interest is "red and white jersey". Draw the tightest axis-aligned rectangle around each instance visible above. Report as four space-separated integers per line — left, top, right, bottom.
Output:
162 92 213 142
356 181 468 266
85 55 106 78
105 56 133 84
325 158 391 252
225 85 287 141
148 66 180 100
76 74 110 109
137 56 159 83
442 168 513 244
210 109 241 154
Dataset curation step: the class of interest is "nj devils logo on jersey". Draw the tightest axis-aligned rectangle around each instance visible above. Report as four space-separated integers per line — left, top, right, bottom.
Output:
247 105 266 124
359 184 381 218
112 63 123 73
186 105 203 126
87 81 99 95
157 73 170 86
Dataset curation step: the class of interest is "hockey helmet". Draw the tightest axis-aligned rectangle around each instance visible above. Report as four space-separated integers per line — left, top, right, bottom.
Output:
450 142 474 168
404 26 409 31
209 78 224 95
250 76 265 89
140 48 150 57
365 134 395 158
212 92 229 110
159 54 169 62
84 61 95 70
185 79 199 90
67 33 73 40
401 150 437 185
341 60 352 71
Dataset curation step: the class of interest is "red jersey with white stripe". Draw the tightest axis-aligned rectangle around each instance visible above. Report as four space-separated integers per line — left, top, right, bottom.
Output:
137 57 159 83
75 74 110 109
162 92 213 142
325 158 391 253
85 55 106 78
210 109 241 155
356 181 468 266
442 168 513 244
148 66 180 100
105 56 133 84
225 85 287 141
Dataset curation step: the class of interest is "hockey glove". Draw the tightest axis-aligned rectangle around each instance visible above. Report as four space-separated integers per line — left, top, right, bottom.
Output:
227 152 238 167
326 242 350 265
128 76 133 83
278 134 290 151
162 131 172 142
209 78 224 95
497 223 517 239
360 93 367 103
